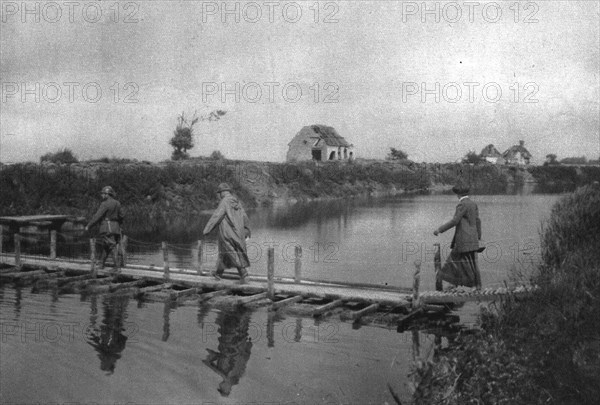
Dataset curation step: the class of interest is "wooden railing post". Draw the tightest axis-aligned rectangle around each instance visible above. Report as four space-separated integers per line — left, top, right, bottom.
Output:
90 238 97 277
162 242 170 280
267 247 274 300
14 233 22 268
412 260 421 309
120 235 128 267
192 240 203 275
434 243 442 291
294 245 302 283
50 230 57 259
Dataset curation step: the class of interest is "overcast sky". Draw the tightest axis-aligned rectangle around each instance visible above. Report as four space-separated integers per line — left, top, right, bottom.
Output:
1 1 598 163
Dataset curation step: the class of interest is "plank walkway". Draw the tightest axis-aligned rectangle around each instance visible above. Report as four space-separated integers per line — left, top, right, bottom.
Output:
0 253 537 307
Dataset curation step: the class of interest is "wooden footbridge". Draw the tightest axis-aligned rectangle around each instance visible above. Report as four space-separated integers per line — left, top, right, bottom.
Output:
0 220 537 330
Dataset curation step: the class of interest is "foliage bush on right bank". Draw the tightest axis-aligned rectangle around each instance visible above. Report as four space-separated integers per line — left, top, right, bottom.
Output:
412 184 600 405
529 165 600 193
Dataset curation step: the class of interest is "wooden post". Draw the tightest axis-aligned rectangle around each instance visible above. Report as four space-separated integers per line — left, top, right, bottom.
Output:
120 235 128 267
294 245 302 283
50 230 57 259
90 239 97 277
192 240 203 275
14 233 22 268
267 247 274 300
0 226 3 256
434 243 442 291
295 318 302 342
162 242 170 280
412 260 421 309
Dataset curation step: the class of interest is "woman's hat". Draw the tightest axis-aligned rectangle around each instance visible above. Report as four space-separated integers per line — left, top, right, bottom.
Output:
217 183 232 193
452 181 470 196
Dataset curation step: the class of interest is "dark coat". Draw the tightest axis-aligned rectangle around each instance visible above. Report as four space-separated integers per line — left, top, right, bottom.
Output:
437 197 481 253
87 197 124 235
203 193 251 269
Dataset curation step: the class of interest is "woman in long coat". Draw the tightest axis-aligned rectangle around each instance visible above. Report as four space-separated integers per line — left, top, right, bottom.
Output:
434 182 482 289
203 183 251 283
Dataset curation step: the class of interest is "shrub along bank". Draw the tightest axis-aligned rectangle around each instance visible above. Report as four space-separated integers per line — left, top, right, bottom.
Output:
2 160 597 238
528 165 600 193
0 159 502 220
412 184 600 405
0 162 252 237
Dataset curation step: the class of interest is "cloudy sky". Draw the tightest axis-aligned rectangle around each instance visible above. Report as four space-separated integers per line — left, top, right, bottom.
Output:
1 1 598 163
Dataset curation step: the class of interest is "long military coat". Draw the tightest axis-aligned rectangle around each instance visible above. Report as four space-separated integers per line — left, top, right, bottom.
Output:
437 196 482 253
87 197 124 235
203 193 251 269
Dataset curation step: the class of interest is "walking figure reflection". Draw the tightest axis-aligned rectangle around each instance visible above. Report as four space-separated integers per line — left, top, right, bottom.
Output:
85 295 130 375
203 308 253 397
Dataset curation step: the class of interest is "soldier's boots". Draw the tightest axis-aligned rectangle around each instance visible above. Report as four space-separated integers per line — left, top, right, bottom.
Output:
238 268 248 284
110 249 120 274
98 251 108 269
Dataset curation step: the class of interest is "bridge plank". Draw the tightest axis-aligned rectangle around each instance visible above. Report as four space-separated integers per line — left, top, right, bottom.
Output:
139 283 173 293
347 303 380 321
312 299 345 317
171 287 198 298
87 279 145 294
234 292 269 306
0 270 47 279
271 295 303 310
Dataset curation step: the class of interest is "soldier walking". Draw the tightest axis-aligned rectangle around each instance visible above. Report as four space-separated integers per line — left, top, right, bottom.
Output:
85 186 124 273
203 183 251 284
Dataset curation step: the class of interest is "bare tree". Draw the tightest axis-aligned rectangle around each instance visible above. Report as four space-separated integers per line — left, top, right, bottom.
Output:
169 110 227 160
387 147 409 160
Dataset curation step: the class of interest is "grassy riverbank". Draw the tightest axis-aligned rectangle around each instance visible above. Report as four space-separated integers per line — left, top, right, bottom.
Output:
1 159 598 235
0 159 465 217
412 184 600 404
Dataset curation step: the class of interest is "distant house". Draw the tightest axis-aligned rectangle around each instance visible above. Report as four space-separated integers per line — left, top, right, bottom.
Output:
503 140 532 165
480 144 504 164
286 125 354 162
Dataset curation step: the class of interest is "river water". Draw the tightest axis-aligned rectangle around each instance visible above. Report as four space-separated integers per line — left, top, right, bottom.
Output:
0 192 562 404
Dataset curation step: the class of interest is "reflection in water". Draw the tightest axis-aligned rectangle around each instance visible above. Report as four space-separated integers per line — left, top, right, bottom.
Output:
266 310 286 348
203 308 253 397
197 302 211 327
162 301 171 342
14 285 22 319
295 318 302 342
258 199 357 229
85 295 129 375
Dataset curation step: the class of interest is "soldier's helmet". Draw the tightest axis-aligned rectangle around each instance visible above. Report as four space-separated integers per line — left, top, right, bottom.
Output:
101 186 116 197
217 183 232 193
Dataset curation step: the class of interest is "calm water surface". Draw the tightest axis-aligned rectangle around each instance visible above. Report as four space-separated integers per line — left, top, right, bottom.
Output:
1 193 561 403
